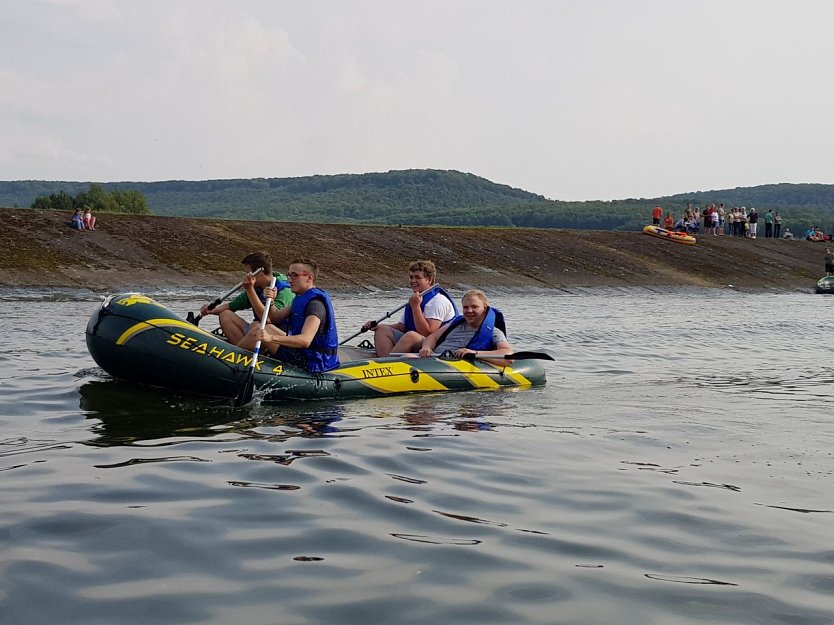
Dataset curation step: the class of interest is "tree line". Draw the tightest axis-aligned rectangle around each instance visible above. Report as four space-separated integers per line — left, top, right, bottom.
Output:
3 170 833 233
31 183 149 215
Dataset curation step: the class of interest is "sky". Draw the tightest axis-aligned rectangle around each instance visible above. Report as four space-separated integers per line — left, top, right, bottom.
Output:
2 0 833 201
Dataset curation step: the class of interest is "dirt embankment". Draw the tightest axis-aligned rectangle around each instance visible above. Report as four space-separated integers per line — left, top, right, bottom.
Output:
1 208 828 292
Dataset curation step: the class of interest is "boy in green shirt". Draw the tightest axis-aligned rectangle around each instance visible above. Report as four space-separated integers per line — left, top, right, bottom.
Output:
200 251 294 345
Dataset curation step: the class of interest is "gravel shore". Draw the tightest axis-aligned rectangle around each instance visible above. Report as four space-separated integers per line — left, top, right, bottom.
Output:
2 208 827 292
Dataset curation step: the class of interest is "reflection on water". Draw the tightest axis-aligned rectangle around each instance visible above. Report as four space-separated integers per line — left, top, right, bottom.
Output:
1 288 834 625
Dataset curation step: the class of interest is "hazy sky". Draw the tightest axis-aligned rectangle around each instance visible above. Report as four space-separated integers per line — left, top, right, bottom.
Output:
2 0 833 200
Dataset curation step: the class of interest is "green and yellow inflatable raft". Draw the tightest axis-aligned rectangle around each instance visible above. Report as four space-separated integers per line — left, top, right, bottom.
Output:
85 293 547 402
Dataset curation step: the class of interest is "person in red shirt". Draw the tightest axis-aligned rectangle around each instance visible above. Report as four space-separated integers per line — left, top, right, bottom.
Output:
664 212 674 229
651 206 663 225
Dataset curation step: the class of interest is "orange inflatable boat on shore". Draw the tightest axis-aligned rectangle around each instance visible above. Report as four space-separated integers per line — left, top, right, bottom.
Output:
642 225 696 245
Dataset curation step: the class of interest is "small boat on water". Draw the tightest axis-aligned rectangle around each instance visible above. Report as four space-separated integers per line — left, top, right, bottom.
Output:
815 276 834 294
85 293 548 402
642 225 696 245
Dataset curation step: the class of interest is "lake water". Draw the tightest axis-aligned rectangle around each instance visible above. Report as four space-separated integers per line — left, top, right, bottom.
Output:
1 287 832 625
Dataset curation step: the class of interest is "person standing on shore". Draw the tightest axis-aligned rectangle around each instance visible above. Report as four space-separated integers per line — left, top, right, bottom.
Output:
825 248 834 276
748 208 758 239
764 209 774 238
774 212 783 238
651 206 663 225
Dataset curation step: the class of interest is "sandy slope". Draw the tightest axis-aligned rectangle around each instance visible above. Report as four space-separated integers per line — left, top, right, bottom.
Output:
2 208 827 292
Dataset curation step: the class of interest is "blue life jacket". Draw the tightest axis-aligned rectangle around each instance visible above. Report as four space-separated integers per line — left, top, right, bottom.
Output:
253 276 291 321
278 287 340 372
402 286 458 333
251 287 266 321
437 307 506 351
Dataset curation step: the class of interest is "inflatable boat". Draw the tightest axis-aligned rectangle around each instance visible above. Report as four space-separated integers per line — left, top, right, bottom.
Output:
815 276 834 294
642 225 697 245
85 294 548 402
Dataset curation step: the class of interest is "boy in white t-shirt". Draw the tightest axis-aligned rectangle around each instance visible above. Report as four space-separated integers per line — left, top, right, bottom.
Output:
361 260 457 357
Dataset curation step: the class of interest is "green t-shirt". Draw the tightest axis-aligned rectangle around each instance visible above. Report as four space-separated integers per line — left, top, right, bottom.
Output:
228 273 294 315
764 212 774 224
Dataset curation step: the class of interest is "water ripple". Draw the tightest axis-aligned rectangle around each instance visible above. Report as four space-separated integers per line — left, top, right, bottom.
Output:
2 290 834 624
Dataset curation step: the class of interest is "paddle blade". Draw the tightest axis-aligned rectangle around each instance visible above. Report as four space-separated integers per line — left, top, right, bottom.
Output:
232 369 256 407
186 311 200 326
509 350 556 361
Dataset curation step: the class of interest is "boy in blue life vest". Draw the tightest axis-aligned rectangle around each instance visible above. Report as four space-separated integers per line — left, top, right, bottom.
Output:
361 260 458 357
419 289 513 360
256 258 340 373
202 251 293 346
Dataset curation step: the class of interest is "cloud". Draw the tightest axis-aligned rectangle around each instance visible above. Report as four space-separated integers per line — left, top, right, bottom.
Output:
2 1 834 198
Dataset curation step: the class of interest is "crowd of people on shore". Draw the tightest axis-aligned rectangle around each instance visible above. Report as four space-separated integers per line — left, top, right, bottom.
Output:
198 251 513 375
651 204 830 241
69 208 97 231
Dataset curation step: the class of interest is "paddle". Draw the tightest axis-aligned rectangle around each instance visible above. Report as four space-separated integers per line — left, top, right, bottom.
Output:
388 350 556 361
339 284 442 346
187 267 264 326
232 276 276 408
462 350 556 362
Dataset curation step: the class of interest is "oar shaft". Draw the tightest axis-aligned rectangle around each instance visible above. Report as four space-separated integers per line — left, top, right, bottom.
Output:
249 275 277 367
232 276 276 407
215 267 264 305
387 351 555 361
190 267 264 324
339 284 442 346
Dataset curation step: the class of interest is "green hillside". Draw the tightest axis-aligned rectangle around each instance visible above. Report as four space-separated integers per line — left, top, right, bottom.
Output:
2 170 833 232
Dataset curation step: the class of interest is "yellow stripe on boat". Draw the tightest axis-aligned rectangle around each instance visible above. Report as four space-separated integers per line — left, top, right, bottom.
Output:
442 359 503 389
116 319 215 346
492 363 535 387
334 360 449 394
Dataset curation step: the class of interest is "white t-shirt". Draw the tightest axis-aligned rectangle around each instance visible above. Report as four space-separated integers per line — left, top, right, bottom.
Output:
399 293 456 325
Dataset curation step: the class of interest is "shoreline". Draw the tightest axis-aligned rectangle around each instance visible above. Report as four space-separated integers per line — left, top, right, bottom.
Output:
3 208 829 292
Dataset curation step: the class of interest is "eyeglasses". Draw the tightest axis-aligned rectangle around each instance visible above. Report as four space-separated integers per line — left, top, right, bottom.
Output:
288 271 310 279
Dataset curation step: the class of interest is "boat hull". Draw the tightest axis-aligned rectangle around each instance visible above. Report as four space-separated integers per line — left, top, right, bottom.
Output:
85 294 547 401
815 276 834 294
642 225 696 245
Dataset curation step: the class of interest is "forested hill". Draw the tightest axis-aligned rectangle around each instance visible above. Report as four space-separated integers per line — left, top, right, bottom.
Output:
2 170 833 232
